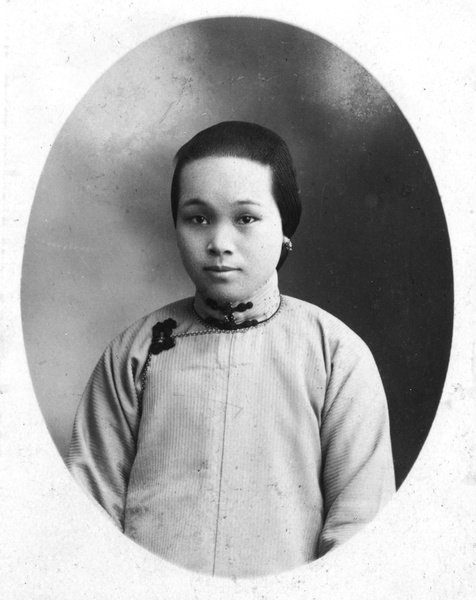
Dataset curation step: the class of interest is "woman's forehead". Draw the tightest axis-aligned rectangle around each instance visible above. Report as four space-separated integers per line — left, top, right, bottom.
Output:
178 156 274 203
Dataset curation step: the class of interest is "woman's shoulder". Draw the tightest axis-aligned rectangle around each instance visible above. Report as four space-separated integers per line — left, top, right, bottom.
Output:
281 295 372 356
107 297 195 353
281 294 352 328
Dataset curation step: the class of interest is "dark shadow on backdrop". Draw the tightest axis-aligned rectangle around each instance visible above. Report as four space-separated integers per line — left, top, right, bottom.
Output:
21 17 453 489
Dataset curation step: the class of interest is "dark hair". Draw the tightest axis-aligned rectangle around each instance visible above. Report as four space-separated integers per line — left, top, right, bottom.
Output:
171 121 301 269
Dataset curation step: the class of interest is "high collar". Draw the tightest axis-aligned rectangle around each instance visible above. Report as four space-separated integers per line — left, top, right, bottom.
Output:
193 272 281 330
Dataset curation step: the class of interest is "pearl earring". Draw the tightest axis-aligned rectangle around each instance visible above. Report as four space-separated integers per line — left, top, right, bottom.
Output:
283 237 293 252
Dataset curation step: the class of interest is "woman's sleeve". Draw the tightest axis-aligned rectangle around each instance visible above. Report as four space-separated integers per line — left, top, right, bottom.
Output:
318 337 396 556
67 337 142 530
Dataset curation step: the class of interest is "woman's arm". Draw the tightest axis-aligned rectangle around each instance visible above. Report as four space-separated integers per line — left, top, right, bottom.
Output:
318 338 395 556
67 337 142 530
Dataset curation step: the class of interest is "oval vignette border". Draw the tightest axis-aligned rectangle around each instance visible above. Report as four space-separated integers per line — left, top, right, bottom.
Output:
8 5 472 600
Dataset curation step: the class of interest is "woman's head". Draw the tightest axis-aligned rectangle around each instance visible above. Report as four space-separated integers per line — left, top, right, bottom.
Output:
171 122 301 302
171 121 301 256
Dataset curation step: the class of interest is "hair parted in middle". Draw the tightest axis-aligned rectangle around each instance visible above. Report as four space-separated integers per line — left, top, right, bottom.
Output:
171 121 301 269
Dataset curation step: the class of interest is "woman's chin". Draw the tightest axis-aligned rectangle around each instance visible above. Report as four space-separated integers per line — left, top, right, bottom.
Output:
197 282 246 304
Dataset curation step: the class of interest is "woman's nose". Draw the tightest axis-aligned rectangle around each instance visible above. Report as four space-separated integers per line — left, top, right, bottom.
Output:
207 225 234 255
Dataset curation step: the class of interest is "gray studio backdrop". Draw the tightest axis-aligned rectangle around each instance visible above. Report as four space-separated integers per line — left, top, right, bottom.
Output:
22 18 452 487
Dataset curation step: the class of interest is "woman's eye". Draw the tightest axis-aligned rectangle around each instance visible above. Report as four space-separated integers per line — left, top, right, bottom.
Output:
237 215 257 225
190 215 209 225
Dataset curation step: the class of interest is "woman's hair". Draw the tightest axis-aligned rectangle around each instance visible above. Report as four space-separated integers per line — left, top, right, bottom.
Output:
171 121 301 269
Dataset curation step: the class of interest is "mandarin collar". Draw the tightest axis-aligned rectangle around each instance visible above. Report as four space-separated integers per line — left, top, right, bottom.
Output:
193 271 281 329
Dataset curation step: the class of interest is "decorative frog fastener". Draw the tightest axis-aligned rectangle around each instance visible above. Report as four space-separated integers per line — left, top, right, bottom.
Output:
204 299 257 330
149 318 177 355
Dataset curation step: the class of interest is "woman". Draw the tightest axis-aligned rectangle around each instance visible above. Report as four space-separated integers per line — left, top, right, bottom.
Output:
68 121 395 578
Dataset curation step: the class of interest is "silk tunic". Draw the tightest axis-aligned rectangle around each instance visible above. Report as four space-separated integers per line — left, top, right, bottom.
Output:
68 280 395 578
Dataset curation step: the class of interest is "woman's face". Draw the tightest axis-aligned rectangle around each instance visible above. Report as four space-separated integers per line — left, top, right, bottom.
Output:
176 156 284 303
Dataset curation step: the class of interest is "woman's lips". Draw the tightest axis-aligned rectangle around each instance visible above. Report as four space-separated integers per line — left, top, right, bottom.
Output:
204 266 238 272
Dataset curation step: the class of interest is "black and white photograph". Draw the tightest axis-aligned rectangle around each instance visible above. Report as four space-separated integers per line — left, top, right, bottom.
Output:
2 1 475 598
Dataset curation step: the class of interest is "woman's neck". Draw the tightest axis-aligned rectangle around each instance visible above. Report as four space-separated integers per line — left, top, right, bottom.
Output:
193 272 281 329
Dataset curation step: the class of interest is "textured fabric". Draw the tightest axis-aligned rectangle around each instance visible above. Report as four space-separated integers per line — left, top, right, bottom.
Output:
68 286 395 578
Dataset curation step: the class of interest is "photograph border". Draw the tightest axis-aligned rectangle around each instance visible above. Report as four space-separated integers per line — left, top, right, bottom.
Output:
2 1 475 598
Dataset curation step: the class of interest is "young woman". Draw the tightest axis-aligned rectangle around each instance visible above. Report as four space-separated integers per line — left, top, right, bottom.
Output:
68 121 395 578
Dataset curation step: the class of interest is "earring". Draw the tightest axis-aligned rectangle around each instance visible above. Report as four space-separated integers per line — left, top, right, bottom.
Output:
283 237 293 252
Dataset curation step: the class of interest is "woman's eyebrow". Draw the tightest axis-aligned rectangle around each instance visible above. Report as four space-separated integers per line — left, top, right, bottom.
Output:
234 200 262 207
180 199 262 208
180 198 207 209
